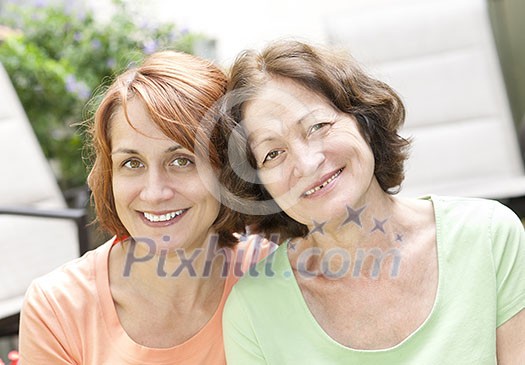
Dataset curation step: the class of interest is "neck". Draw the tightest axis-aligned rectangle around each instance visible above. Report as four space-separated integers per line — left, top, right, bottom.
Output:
304 183 402 248
288 185 431 280
110 234 232 303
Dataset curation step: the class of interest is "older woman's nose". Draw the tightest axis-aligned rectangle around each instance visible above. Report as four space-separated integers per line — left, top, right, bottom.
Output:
140 169 175 203
291 143 325 178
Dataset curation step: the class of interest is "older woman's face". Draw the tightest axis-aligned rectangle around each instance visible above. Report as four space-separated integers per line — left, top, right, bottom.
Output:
110 98 220 251
242 77 375 227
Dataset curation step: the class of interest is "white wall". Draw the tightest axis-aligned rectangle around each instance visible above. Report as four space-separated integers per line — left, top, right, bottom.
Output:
136 0 390 67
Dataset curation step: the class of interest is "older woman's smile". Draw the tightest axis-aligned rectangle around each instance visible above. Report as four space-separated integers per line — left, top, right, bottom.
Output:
303 167 345 198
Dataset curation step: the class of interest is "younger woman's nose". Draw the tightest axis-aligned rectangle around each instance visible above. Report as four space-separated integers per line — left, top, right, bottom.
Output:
139 169 175 203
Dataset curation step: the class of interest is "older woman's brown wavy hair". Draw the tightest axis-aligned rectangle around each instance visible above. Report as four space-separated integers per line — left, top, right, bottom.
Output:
224 40 410 241
87 50 244 246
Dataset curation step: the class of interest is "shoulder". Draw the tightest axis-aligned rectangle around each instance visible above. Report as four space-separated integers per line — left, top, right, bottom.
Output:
432 195 505 214
431 195 521 231
431 195 524 261
25 238 113 311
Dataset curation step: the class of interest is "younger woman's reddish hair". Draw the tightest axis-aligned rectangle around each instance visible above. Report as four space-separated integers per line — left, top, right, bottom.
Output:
87 51 243 246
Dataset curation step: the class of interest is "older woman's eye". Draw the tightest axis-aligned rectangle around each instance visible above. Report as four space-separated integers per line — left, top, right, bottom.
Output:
123 159 144 169
308 122 330 135
263 150 283 163
171 157 193 167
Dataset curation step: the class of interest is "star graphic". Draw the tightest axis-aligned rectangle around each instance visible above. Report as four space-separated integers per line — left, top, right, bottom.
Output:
309 220 326 236
395 233 404 243
341 205 366 227
287 240 297 251
370 218 388 234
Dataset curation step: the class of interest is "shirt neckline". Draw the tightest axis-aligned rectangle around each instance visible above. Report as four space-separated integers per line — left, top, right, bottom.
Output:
94 237 236 362
278 195 442 353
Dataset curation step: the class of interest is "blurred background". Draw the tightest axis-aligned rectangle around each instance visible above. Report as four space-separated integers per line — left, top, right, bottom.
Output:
1 0 524 194
0 0 524 361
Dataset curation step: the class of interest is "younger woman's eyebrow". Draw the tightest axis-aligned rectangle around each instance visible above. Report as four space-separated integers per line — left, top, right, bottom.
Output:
165 145 183 153
111 145 183 155
111 148 138 155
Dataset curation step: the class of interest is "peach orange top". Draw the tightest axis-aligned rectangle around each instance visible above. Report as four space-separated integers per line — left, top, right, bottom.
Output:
19 235 273 365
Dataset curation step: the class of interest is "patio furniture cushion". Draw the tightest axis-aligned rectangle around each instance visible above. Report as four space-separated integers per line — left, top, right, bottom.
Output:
0 63 81 324
324 0 525 199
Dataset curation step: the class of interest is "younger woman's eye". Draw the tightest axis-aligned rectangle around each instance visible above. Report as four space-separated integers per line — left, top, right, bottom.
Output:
123 159 144 169
171 157 193 167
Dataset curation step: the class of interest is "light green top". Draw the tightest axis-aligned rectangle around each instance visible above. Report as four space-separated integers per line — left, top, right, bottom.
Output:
223 196 525 364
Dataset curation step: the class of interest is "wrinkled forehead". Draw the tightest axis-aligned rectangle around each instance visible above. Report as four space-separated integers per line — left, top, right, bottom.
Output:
241 78 336 138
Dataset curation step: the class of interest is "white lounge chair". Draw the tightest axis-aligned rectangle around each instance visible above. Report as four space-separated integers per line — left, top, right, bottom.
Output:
324 0 525 204
0 63 89 337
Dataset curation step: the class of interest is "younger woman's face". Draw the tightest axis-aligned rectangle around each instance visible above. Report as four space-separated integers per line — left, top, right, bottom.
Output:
110 98 220 251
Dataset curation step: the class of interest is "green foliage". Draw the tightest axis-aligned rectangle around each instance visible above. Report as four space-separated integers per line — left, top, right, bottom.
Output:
0 0 208 190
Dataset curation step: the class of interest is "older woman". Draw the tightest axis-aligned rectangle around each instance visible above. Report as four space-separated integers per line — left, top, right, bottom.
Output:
222 40 525 364
18 51 270 364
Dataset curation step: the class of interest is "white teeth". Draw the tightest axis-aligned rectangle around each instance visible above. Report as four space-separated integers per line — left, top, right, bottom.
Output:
304 169 343 196
143 210 185 222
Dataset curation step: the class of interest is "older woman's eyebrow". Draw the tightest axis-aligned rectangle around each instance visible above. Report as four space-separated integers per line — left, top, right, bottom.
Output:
249 135 276 150
111 145 183 155
297 109 335 125
246 108 334 149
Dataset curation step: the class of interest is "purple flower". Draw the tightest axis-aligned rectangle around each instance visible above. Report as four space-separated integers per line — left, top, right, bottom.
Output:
91 39 102 49
106 58 116 69
65 74 91 100
33 0 47 8
142 39 158 55
76 82 91 100
65 74 77 94
63 1 85 20
139 19 151 30
73 32 82 42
